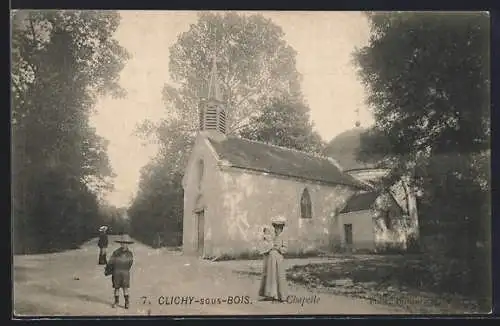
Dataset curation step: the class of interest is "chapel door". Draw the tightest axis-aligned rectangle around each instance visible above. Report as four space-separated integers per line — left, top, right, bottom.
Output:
344 223 353 252
196 210 205 256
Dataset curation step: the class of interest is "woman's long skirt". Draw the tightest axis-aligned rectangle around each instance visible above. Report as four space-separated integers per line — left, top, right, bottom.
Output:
258 250 288 301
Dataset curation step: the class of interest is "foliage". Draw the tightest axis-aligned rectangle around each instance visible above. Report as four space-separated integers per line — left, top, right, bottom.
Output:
287 254 489 313
129 157 184 248
129 115 194 247
353 12 490 299
162 11 304 134
11 10 130 253
98 204 130 235
129 118 190 247
239 97 325 154
355 12 489 159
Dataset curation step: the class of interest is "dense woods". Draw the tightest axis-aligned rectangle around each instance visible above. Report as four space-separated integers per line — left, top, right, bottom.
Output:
353 12 490 304
12 10 130 253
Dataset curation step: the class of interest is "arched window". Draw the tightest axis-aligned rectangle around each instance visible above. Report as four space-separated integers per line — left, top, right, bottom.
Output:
300 188 312 219
384 211 392 230
197 159 204 188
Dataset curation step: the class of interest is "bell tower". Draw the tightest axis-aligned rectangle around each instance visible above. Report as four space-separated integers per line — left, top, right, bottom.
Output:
199 51 227 141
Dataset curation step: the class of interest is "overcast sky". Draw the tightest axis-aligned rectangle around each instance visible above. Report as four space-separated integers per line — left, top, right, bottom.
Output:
90 11 374 207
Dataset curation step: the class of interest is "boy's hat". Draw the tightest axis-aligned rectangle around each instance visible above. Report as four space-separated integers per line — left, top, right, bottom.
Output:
115 234 134 244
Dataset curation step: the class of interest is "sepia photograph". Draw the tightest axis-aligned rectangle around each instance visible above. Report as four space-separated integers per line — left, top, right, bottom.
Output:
11 10 491 316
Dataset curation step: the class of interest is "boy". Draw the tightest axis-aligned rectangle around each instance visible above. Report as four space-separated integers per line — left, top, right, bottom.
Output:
106 234 134 309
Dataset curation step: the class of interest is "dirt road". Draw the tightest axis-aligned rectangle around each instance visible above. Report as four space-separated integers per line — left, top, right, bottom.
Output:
13 236 407 316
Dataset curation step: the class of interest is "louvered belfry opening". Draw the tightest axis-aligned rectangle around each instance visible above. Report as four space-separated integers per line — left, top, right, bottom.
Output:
199 50 227 136
199 106 204 130
199 100 226 135
218 106 226 134
199 47 227 135
205 103 218 130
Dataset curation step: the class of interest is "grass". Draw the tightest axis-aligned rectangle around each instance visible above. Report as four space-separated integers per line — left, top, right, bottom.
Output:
206 249 332 261
285 254 490 314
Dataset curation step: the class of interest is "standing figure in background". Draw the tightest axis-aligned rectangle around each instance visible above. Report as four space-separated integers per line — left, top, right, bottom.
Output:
258 216 288 302
98 226 109 265
107 234 134 309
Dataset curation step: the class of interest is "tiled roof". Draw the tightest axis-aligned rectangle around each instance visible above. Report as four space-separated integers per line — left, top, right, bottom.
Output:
340 191 380 213
207 136 369 190
340 190 405 214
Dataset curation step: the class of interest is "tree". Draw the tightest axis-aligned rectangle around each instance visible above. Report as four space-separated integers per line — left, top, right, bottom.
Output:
353 11 490 229
129 118 190 247
354 12 489 160
137 11 311 164
129 153 184 247
11 10 130 253
145 11 304 137
353 12 490 302
239 97 325 154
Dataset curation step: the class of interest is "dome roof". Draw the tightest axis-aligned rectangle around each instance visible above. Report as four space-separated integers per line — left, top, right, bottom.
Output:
324 127 379 171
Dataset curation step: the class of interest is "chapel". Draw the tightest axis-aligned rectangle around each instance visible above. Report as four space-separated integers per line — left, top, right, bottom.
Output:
182 56 419 258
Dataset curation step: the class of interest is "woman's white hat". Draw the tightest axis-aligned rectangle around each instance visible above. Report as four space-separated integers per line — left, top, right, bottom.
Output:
271 215 286 225
99 225 108 232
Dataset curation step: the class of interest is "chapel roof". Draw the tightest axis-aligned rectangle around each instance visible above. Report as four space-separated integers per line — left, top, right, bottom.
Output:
207 136 370 190
339 189 404 214
339 191 380 213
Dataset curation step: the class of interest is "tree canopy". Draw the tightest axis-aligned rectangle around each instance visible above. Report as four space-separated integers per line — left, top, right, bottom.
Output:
353 12 490 301
240 97 325 154
12 10 130 253
354 12 489 162
146 12 304 136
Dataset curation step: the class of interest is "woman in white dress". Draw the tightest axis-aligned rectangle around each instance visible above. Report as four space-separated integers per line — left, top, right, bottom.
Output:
258 216 288 302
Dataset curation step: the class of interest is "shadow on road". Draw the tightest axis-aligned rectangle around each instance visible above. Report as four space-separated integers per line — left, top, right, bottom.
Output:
14 301 55 317
13 266 40 283
28 283 112 307
15 244 82 256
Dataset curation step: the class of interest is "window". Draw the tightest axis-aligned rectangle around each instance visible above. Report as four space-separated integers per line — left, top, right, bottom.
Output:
383 211 392 230
300 188 312 219
344 224 353 245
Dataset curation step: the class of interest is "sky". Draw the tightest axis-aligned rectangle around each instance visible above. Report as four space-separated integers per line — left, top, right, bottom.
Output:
90 11 374 208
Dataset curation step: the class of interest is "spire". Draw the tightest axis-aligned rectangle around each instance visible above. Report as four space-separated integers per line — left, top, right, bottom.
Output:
207 27 222 102
198 26 227 141
207 53 222 101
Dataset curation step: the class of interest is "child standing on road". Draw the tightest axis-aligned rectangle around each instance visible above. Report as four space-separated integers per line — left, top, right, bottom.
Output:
106 234 134 309
98 226 109 265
